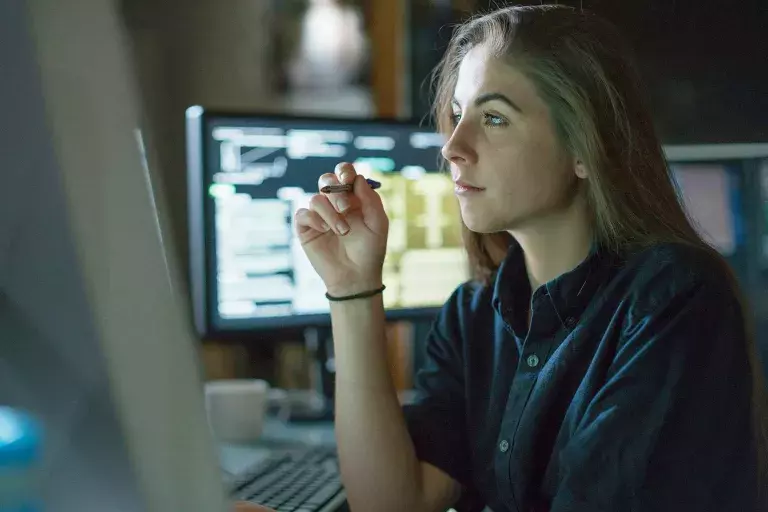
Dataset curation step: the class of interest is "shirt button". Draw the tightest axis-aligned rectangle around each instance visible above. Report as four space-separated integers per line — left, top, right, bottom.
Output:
499 439 510 453
565 316 577 329
526 354 540 368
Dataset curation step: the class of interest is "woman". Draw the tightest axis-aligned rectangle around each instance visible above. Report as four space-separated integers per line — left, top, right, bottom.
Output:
286 5 768 512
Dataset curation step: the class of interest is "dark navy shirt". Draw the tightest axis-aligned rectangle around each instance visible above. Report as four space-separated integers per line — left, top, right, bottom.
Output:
403 241 762 512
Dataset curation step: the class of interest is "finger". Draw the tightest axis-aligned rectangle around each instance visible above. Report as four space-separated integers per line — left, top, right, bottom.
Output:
351 174 387 233
334 162 358 185
319 168 358 214
317 172 340 190
308 193 350 236
293 207 330 237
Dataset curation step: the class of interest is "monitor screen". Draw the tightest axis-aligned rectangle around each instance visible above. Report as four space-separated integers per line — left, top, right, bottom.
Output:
671 164 739 257
186 109 468 335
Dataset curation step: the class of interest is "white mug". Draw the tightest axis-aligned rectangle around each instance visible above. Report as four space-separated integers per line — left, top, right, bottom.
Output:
204 379 269 443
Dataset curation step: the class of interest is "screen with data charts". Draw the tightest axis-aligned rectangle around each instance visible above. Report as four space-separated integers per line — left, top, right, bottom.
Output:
186 109 469 335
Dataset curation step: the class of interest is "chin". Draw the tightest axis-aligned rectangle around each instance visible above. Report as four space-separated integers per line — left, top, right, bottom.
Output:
461 213 508 234
461 209 529 234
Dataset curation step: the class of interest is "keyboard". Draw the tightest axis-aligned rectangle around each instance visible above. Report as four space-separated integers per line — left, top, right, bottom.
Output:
229 446 345 512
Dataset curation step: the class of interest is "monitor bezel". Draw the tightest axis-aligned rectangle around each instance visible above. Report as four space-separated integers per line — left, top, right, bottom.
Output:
186 107 454 339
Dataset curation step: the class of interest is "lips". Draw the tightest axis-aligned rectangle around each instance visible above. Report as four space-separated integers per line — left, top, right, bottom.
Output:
454 179 485 193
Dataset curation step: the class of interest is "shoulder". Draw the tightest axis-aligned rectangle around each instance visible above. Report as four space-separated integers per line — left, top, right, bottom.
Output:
623 241 732 289
618 241 741 321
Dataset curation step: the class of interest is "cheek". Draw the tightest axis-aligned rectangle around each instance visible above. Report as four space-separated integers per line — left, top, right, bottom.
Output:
492 136 573 203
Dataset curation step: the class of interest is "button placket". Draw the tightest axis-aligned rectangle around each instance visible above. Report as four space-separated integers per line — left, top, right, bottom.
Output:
496 294 571 510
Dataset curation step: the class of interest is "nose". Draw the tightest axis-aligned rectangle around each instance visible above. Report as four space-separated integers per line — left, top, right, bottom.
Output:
441 125 478 166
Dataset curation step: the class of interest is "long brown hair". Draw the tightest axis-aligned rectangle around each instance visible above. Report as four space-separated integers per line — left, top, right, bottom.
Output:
432 3 767 494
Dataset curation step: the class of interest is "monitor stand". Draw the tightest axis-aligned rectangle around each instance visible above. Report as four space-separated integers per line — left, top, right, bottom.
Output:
284 326 336 423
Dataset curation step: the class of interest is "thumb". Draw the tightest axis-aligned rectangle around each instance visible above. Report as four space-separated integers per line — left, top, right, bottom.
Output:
352 174 387 233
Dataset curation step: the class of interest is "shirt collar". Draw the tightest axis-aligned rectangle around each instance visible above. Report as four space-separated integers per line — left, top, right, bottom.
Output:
491 239 619 334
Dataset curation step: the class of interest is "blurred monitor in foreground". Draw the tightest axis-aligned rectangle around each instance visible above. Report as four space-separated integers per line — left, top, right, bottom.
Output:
0 1 226 510
186 110 469 336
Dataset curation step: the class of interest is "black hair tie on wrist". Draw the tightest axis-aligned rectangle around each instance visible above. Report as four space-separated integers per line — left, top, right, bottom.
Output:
325 284 386 302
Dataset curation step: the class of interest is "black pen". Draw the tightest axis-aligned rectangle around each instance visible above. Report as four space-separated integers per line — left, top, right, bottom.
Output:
321 178 381 194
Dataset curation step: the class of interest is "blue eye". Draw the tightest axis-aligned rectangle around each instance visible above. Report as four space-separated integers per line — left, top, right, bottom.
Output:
483 113 508 127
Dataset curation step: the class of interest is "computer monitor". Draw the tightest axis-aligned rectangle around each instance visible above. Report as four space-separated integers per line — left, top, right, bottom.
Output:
665 145 768 262
186 110 469 336
664 144 768 295
670 163 740 256
0 1 227 511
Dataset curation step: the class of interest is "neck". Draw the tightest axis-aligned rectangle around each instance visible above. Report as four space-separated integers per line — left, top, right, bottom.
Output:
509 197 593 293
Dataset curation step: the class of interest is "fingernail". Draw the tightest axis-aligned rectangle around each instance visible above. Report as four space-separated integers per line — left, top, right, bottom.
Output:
336 220 349 235
336 196 350 212
320 221 330 232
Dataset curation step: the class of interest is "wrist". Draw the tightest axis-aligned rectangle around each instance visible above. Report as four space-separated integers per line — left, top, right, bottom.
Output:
329 291 384 315
325 279 384 299
326 284 384 302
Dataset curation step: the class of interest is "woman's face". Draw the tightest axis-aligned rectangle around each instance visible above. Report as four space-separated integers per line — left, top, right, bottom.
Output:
442 44 586 234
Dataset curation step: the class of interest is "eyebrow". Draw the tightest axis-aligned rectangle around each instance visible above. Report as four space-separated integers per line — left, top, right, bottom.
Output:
452 92 523 113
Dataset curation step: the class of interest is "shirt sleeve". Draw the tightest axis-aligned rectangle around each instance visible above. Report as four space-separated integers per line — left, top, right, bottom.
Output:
402 285 485 511
550 274 761 512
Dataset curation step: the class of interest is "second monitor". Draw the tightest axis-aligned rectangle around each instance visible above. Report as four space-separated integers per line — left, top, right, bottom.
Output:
187 109 469 336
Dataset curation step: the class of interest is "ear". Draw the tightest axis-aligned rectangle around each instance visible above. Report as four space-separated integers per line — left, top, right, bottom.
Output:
574 159 588 179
